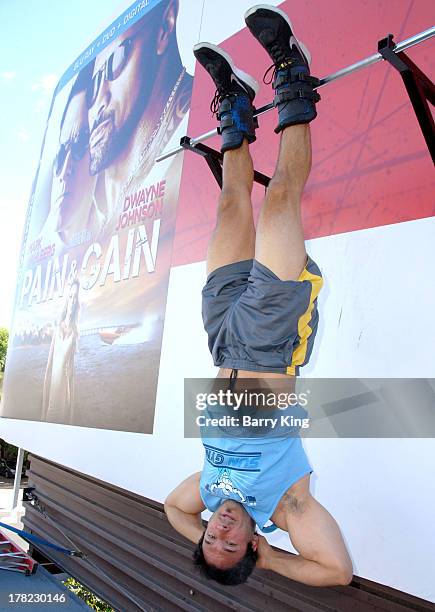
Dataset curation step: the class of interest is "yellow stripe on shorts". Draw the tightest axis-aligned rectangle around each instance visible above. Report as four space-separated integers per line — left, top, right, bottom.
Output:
286 266 323 376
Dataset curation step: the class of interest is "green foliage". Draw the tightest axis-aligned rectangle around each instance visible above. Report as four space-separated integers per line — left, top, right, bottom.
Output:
0 327 8 371
63 578 114 611
1 440 19 461
0 440 30 472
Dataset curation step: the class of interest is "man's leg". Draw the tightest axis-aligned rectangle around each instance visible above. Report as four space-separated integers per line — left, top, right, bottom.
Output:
206 139 255 275
244 5 321 281
255 124 311 281
192 43 260 275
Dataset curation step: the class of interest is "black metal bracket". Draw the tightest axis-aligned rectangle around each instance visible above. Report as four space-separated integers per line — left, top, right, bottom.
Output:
378 34 435 164
23 486 46 516
180 136 271 190
23 486 36 502
181 34 434 181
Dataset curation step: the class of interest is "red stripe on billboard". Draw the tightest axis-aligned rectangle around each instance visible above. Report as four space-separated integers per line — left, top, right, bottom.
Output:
172 0 435 268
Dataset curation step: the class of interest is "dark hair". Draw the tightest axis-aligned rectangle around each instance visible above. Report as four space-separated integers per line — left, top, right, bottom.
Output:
60 61 94 133
193 532 257 586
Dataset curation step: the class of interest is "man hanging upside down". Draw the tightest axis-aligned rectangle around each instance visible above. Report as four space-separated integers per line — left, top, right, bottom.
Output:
165 5 353 587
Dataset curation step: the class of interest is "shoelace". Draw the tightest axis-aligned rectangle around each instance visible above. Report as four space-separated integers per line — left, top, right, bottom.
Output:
262 34 308 84
263 58 293 85
210 87 241 116
263 58 305 117
210 89 221 116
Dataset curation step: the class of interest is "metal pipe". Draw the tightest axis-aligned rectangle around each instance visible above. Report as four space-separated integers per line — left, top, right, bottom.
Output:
319 26 435 87
11 448 24 511
156 26 435 163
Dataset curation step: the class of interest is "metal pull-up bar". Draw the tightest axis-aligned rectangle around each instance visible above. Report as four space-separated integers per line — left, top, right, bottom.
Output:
156 26 435 164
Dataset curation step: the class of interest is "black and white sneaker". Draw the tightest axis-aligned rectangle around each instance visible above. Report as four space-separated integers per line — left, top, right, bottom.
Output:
193 43 260 152
244 4 320 132
193 43 259 105
244 4 311 69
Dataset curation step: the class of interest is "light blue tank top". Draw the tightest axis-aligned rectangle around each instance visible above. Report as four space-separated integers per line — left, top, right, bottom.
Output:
200 410 312 531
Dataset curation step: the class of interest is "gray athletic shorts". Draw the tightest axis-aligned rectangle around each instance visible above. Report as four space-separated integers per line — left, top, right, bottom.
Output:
202 257 323 375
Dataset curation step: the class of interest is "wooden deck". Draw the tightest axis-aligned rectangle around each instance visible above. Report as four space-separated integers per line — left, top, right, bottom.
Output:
20 454 435 612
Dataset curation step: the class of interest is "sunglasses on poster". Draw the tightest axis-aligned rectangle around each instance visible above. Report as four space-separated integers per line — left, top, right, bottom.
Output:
54 128 89 176
87 33 140 107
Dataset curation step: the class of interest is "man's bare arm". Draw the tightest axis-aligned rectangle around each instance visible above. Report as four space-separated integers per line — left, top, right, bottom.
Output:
164 472 205 543
256 536 351 587
266 485 353 587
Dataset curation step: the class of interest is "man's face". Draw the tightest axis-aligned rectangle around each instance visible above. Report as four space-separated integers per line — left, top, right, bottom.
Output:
87 22 159 174
202 501 257 569
51 92 93 226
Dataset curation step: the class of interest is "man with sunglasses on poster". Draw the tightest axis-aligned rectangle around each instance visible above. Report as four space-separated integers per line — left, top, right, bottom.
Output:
37 67 104 256
87 0 192 237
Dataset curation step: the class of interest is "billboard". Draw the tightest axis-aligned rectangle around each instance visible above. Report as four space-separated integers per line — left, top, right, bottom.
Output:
1 0 196 433
173 0 435 266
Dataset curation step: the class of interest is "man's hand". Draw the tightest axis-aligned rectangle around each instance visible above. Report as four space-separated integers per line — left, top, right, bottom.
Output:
256 535 274 570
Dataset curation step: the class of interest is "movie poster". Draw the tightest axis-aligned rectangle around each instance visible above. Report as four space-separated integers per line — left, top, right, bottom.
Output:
1 0 195 433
